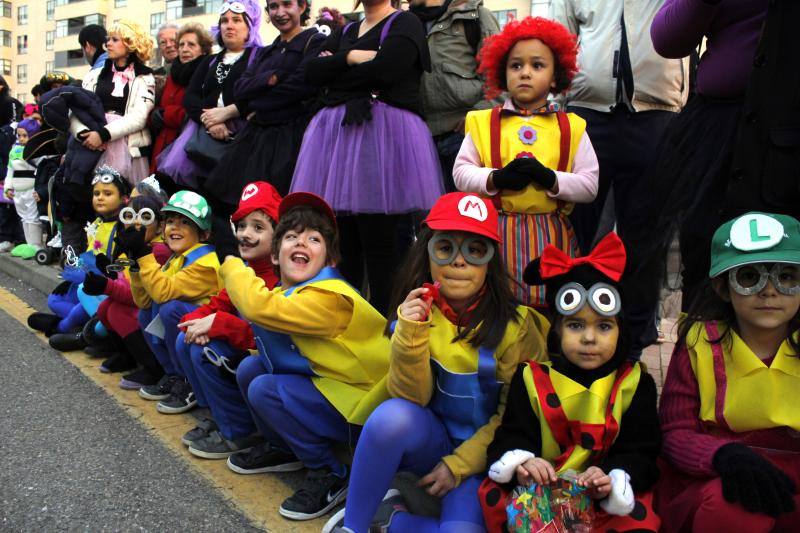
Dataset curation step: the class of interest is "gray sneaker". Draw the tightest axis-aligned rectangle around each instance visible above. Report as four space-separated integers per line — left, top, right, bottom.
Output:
322 489 406 533
181 417 218 446
188 430 263 460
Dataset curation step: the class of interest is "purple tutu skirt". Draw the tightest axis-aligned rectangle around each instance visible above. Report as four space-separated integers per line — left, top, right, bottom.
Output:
156 119 203 189
290 101 444 214
96 114 149 186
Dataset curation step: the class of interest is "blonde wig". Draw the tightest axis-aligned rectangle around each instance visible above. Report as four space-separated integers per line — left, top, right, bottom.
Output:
108 19 154 63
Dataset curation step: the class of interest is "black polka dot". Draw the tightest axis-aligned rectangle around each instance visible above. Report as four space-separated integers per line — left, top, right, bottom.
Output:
629 500 648 521
580 432 595 449
540 365 550 374
485 487 501 507
546 393 561 408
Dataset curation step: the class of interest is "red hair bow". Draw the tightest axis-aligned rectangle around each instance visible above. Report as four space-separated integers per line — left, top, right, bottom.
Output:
539 232 627 282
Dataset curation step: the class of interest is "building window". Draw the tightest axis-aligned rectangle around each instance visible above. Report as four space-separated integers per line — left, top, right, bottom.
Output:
17 5 27 25
492 9 516 30
115 0 127 6
1 2 10 19
16 35 27 55
0 59 10 76
17 64 27 84
46 31 55 51
47 0 55 20
55 49 86 69
166 0 223 20
46 60 55 72
150 12 165 37
0 30 9 48
56 15 105 38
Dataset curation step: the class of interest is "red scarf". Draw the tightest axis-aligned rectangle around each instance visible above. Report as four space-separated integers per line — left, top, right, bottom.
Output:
433 286 486 326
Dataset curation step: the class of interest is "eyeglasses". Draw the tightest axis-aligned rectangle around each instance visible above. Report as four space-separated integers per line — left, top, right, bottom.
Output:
555 282 621 317
728 263 800 296
220 1 247 14
427 232 495 266
119 207 157 227
203 345 238 374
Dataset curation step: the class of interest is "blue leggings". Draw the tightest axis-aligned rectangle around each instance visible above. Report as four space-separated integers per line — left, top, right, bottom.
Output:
76 287 107 337
237 357 352 476
47 283 90 334
138 301 198 377
344 398 486 533
188 341 255 440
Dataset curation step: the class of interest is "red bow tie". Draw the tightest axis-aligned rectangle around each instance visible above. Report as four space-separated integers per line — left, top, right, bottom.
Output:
539 232 627 282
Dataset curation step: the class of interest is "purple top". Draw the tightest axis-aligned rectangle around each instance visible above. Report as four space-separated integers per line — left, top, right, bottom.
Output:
650 0 768 98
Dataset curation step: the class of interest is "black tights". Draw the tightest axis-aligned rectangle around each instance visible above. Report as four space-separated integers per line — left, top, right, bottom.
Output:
337 214 413 316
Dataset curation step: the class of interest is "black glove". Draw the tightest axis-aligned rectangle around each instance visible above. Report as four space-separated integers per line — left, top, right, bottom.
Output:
82 271 109 296
116 226 150 260
341 97 373 126
492 158 556 191
713 443 796 517
51 280 72 296
93 253 117 279
150 108 165 133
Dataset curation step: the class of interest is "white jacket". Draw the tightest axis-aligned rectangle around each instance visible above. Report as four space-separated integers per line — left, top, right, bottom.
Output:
551 0 689 113
69 64 156 158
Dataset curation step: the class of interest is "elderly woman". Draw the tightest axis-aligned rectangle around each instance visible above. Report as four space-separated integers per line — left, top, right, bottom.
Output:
157 0 263 191
150 23 213 189
72 20 155 186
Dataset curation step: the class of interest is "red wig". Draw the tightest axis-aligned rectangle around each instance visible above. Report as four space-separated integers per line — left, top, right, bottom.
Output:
477 17 579 100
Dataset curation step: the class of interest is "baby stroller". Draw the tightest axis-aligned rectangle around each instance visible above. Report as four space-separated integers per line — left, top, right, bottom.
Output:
23 127 63 265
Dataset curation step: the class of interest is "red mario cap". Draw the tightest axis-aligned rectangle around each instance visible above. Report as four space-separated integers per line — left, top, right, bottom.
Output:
423 193 500 242
231 181 282 224
278 192 337 228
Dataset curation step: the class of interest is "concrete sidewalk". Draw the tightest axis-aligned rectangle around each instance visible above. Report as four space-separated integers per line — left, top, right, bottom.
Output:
0 253 61 295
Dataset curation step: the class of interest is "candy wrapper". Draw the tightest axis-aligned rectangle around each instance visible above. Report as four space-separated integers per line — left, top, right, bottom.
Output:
506 470 594 533
421 281 441 320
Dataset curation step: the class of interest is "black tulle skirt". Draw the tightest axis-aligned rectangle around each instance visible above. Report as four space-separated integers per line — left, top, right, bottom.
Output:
204 116 308 205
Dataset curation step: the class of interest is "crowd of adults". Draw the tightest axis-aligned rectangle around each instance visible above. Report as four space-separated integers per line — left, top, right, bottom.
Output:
0 0 796 358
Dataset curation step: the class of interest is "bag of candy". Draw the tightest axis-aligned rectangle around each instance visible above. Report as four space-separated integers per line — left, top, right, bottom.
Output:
505 470 594 533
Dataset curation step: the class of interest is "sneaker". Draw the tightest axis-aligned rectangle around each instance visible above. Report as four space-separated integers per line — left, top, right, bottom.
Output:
322 489 406 533
181 417 219 446
120 369 160 390
27 312 61 336
48 332 87 352
279 466 349 520
189 430 263 460
227 442 303 475
100 352 136 374
47 232 61 248
156 380 197 414
139 374 180 401
0 240 13 252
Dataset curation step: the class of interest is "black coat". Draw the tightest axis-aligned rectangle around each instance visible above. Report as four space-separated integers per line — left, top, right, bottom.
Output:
724 0 800 219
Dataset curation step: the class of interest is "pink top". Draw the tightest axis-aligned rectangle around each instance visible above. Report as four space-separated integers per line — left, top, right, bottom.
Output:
452 100 599 201
660 341 799 478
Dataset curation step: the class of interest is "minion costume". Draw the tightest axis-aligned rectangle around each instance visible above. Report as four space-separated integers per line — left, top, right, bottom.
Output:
221 192 391 519
480 233 661 533
326 193 550 533
132 191 221 383
657 212 800 533
29 166 128 341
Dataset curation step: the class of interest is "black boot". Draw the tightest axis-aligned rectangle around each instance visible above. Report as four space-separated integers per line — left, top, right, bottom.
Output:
99 332 136 373
48 331 87 352
124 330 165 381
27 312 61 336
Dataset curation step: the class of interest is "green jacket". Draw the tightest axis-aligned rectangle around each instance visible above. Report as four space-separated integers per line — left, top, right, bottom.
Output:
419 0 500 136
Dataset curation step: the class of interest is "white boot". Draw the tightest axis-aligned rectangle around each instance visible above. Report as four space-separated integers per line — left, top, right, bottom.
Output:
21 221 31 246
27 222 43 249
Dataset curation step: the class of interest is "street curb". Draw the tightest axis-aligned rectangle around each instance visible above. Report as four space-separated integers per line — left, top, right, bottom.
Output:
0 253 61 296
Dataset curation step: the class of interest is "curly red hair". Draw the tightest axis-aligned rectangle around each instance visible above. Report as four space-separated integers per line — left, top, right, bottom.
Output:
477 17 579 100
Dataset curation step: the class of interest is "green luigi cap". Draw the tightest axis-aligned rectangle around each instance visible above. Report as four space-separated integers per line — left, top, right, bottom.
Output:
709 212 800 277
161 190 212 232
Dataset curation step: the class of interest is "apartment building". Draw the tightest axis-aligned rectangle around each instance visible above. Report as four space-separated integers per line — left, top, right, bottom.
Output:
7 0 552 105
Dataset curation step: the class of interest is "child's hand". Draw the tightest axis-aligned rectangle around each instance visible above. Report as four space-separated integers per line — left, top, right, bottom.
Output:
517 457 558 486
32 192 40 202
399 287 433 322
577 466 612 499
80 131 104 150
178 314 215 345
417 462 456 498
4 188 13 199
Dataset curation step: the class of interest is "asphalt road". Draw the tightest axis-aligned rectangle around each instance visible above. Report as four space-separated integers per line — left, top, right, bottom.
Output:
0 270 262 532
